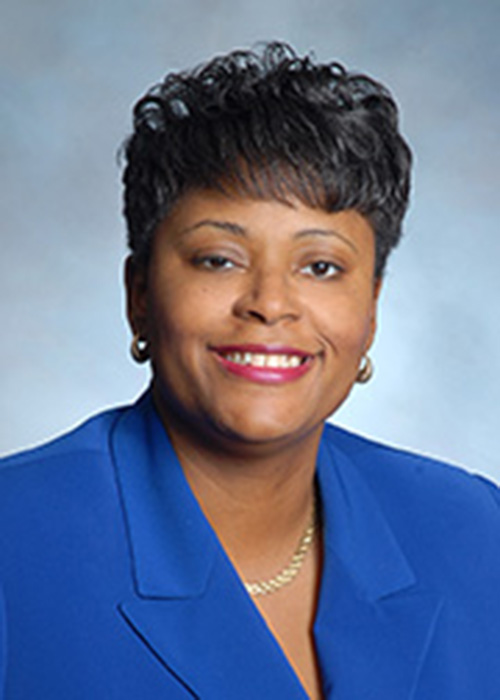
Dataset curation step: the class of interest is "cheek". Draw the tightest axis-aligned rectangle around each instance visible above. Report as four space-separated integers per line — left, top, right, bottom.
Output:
147 276 186 352
313 292 376 354
147 278 222 360
149 299 194 354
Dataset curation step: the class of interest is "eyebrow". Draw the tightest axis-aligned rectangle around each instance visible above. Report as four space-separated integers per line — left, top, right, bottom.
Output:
180 219 359 253
294 228 359 253
179 219 247 237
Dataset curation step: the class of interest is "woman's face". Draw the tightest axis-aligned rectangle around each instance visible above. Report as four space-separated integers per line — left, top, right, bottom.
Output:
127 189 380 450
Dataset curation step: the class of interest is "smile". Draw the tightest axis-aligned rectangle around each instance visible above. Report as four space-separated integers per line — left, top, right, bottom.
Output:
211 345 315 384
220 352 305 369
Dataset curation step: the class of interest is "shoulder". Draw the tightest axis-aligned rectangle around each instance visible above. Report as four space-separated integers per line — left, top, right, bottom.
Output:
323 421 499 496
322 422 500 538
0 398 143 585
322 424 500 605
0 400 139 520
1 405 123 470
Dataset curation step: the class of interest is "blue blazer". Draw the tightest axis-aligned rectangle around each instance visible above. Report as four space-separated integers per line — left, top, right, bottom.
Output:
1 391 500 699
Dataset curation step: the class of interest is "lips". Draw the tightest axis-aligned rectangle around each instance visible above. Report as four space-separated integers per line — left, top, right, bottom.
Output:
211 345 315 384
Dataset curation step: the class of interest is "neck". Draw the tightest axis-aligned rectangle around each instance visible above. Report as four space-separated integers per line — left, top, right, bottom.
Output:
152 390 323 577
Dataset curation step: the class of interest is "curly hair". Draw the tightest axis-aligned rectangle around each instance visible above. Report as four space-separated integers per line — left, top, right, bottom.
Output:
121 42 412 278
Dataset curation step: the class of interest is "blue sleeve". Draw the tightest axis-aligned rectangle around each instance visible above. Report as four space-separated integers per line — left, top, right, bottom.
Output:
0 585 5 700
474 474 500 509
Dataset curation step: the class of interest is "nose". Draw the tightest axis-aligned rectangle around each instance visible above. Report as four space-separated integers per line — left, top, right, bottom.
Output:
233 268 301 325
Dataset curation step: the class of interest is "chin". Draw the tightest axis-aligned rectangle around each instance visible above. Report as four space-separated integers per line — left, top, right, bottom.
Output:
206 408 318 449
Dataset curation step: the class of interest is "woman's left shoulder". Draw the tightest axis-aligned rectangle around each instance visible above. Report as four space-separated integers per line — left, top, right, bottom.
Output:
322 423 500 602
323 422 500 523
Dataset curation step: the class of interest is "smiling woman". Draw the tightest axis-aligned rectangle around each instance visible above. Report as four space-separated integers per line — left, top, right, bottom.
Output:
129 192 378 451
1 42 500 700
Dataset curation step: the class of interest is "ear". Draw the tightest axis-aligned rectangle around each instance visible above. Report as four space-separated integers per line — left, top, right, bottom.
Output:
124 256 149 336
364 276 383 353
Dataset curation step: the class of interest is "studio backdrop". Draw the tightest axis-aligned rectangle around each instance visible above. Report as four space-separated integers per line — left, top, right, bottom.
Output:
1 0 499 481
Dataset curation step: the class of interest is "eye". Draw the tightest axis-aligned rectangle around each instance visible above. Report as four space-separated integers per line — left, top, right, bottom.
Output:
194 254 236 271
301 260 342 280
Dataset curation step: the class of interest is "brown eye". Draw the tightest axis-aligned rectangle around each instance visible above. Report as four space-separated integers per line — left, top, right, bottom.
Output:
195 255 235 270
302 261 341 279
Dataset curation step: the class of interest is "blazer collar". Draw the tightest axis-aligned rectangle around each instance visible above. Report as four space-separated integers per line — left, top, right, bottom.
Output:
111 394 442 699
316 435 416 603
110 391 218 598
111 394 417 601
111 392 309 698
314 433 443 699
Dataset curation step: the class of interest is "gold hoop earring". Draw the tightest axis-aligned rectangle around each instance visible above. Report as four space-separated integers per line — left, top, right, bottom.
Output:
356 355 373 384
130 333 150 364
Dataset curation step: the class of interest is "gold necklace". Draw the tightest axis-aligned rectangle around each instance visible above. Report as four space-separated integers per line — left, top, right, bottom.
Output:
244 502 318 597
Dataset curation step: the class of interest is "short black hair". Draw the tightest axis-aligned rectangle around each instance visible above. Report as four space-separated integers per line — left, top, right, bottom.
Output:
122 41 412 278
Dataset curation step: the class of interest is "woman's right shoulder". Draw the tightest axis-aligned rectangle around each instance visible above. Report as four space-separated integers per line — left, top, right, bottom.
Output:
0 402 130 479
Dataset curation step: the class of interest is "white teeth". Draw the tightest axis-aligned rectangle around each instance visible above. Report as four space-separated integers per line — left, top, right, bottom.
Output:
222 352 307 369
253 354 266 367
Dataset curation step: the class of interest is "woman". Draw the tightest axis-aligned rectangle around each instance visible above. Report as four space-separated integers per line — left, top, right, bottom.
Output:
1 42 500 700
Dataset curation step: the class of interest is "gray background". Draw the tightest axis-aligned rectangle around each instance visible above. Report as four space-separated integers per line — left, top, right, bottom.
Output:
1 0 499 481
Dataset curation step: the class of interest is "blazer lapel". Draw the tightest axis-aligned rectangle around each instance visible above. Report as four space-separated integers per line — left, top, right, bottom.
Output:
119 568 308 699
314 437 443 699
110 395 442 698
110 393 308 699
